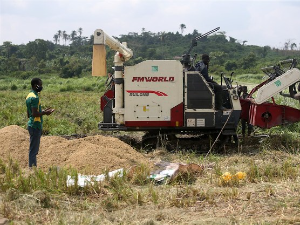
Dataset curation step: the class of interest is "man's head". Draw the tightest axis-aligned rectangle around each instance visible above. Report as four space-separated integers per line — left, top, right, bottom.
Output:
31 78 43 92
242 86 248 93
202 54 210 65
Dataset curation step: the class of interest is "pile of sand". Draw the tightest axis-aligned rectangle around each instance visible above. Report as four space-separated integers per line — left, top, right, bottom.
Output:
0 125 149 174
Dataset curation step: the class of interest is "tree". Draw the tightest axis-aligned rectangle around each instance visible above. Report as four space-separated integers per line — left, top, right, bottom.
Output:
284 40 291 50
146 48 157 58
59 60 83 78
192 29 199 36
89 35 94 45
291 43 297 50
57 30 62 44
217 31 226 37
78 27 83 37
179 24 186 34
53 34 59 44
229 37 236 43
210 51 227 65
257 46 271 58
242 52 257 70
70 30 77 42
2 41 12 58
262 46 270 58
5 56 19 72
242 40 248 46
159 31 166 43
141 28 146 36
209 34 227 43
24 39 54 62
225 61 237 71
62 31 69 45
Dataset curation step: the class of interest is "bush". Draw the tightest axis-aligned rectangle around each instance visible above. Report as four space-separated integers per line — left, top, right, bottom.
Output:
59 85 74 92
59 62 83 78
0 86 8 91
10 71 37 80
82 86 93 91
10 84 18 90
225 61 238 71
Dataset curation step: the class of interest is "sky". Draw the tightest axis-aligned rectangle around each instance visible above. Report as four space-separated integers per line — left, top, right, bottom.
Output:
0 0 299 48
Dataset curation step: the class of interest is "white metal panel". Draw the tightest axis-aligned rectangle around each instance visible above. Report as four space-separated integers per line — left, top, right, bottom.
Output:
134 104 162 118
255 68 300 104
124 60 183 122
186 118 196 127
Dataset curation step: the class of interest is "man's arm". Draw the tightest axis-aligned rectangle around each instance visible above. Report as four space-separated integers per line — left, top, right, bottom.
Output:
32 107 54 117
201 67 214 83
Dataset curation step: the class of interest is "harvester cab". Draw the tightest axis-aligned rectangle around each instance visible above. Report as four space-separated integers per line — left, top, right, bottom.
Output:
92 27 241 149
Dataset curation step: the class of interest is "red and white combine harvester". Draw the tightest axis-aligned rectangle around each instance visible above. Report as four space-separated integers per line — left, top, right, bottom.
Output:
92 28 300 149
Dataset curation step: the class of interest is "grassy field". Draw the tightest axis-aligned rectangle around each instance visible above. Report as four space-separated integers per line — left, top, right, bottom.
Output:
0 74 106 135
1 73 300 136
1 74 300 224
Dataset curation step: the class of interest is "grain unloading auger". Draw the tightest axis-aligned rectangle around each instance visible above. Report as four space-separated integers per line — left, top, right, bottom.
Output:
241 59 300 129
92 29 133 125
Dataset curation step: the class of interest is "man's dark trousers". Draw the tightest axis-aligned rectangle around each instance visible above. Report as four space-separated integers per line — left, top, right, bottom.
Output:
209 82 223 110
28 126 42 167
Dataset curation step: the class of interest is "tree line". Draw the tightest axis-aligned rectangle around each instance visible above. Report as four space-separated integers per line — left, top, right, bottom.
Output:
53 27 92 46
0 26 299 79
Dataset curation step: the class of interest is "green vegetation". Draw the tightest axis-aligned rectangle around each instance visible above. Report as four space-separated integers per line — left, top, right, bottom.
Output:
1 27 300 79
0 75 106 135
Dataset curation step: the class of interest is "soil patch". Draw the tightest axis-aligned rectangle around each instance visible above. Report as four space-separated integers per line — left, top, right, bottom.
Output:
0 125 149 174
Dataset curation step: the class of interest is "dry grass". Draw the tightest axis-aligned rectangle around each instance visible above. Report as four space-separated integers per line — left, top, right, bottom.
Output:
1 139 300 224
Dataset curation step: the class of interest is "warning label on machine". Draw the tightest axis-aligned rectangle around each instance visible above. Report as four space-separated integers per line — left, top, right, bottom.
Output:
129 92 150 96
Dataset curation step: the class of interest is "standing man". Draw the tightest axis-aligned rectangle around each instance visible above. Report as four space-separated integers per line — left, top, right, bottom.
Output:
239 86 253 138
195 54 225 110
26 78 54 167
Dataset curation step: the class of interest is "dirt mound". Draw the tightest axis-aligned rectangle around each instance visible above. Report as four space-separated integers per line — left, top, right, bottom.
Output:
0 125 29 168
0 125 149 174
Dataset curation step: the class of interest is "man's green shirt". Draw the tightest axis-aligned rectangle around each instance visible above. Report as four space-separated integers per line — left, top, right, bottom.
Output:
26 90 43 129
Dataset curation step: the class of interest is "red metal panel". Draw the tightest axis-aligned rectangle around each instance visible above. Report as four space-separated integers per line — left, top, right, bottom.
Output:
171 102 184 127
249 103 300 128
100 90 114 111
282 105 300 123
